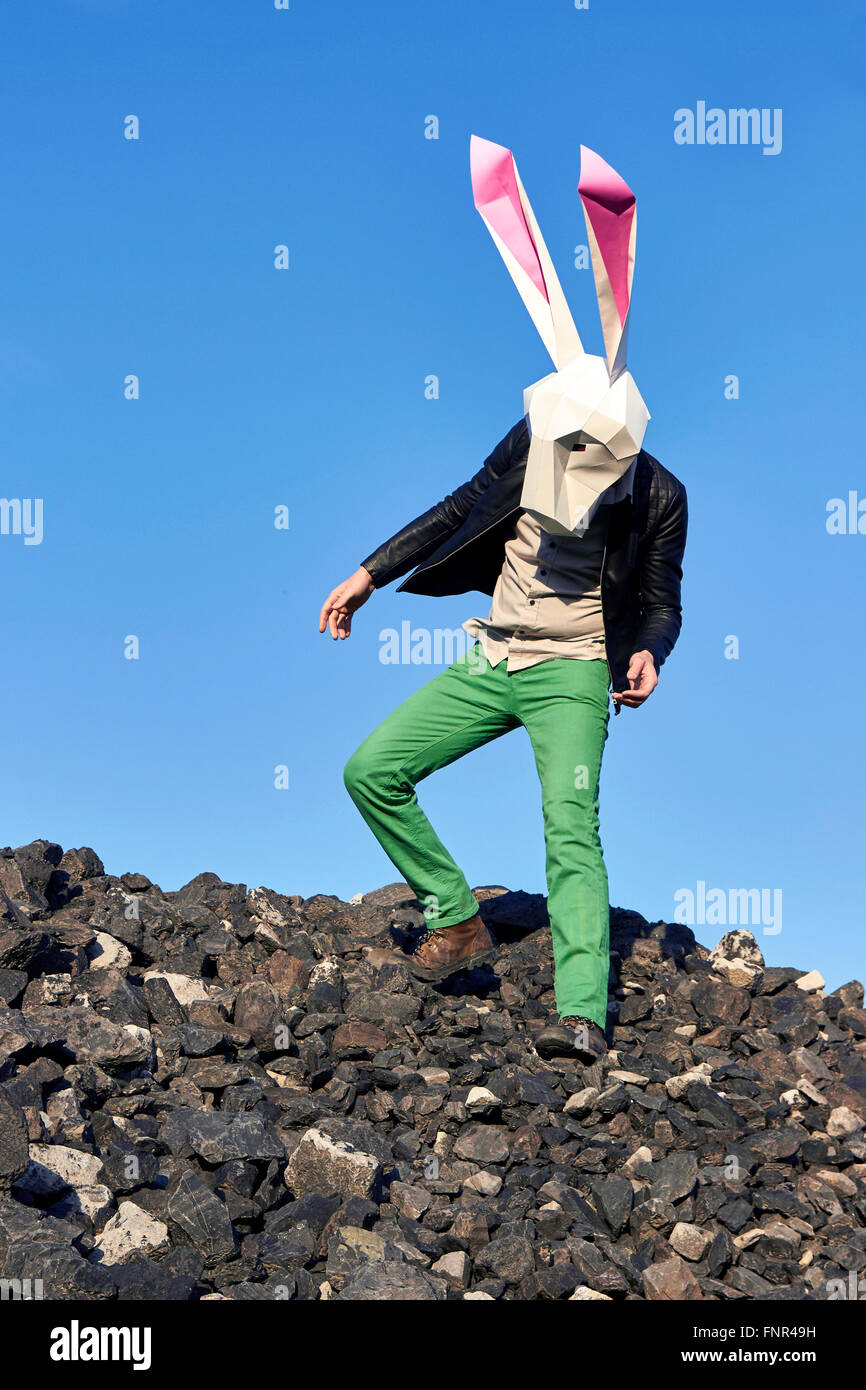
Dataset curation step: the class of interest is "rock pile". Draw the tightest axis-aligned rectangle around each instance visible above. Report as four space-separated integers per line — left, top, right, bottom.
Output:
1 839 864 1301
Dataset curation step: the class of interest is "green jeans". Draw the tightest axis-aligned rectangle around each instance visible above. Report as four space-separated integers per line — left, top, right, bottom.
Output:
343 648 611 1028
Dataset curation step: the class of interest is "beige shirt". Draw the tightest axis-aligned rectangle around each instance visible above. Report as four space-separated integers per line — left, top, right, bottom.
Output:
462 460 635 673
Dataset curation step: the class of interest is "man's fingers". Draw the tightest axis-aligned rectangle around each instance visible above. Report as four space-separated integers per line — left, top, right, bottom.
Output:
329 607 351 640
614 652 657 707
624 669 656 694
319 588 343 633
320 573 370 639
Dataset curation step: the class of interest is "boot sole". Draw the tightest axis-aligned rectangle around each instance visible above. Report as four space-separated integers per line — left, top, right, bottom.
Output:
534 1033 607 1063
407 945 496 983
534 1044 606 1063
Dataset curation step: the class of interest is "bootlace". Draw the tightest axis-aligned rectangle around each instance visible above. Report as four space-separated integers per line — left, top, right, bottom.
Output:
413 928 437 961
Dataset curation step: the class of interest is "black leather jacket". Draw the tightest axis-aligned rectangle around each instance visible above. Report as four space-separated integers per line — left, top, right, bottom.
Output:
360 418 688 708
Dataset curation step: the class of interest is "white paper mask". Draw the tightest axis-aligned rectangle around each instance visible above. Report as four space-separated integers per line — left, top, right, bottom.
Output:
470 136 650 536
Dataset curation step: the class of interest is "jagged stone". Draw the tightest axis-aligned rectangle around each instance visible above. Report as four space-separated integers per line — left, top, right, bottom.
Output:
166 1171 237 1264
474 1234 535 1285
338 1260 446 1300
453 1124 509 1165
591 1176 633 1236
641 1152 698 1204
285 1127 381 1201
48 1184 115 1226
0 1091 29 1187
643 1254 703 1300
92 1201 169 1264
827 1105 864 1139
15 1143 104 1197
669 1221 712 1261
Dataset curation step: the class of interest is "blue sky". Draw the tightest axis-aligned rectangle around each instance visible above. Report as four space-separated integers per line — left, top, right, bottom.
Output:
1 0 863 990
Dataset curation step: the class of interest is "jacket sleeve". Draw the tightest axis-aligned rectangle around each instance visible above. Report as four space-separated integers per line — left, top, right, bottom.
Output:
359 418 528 589
633 482 688 669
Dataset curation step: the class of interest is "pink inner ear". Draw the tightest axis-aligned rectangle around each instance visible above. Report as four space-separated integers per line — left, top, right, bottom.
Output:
470 135 549 303
578 145 635 327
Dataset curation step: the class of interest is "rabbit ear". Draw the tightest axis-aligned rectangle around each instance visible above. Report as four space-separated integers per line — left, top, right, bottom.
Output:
470 135 583 370
578 146 636 381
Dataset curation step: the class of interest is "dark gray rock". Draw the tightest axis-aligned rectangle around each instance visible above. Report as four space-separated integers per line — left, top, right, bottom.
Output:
0 1091 29 1187
175 1111 286 1164
167 1171 237 1264
0 894 47 972
338 1259 446 1300
474 1234 535 1285
2 1238 116 1299
18 1005 151 1071
453 1124 509 1165
592 1176 634 1236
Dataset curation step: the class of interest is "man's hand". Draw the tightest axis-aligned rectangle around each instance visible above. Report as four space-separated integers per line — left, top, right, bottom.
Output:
319 567 375 640
612 650 658 709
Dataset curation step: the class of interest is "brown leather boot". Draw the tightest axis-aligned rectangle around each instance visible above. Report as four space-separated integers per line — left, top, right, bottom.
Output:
406 914 496 982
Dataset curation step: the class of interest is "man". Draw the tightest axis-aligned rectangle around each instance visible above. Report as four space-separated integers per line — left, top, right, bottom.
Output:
319 415 687 1062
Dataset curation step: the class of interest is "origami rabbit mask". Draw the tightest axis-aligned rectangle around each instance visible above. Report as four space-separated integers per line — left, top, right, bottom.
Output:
470 135 650 537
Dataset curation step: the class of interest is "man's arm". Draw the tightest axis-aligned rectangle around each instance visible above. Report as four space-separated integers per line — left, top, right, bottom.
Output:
358 418 528 589
634 482 688 668
611 481 688 708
